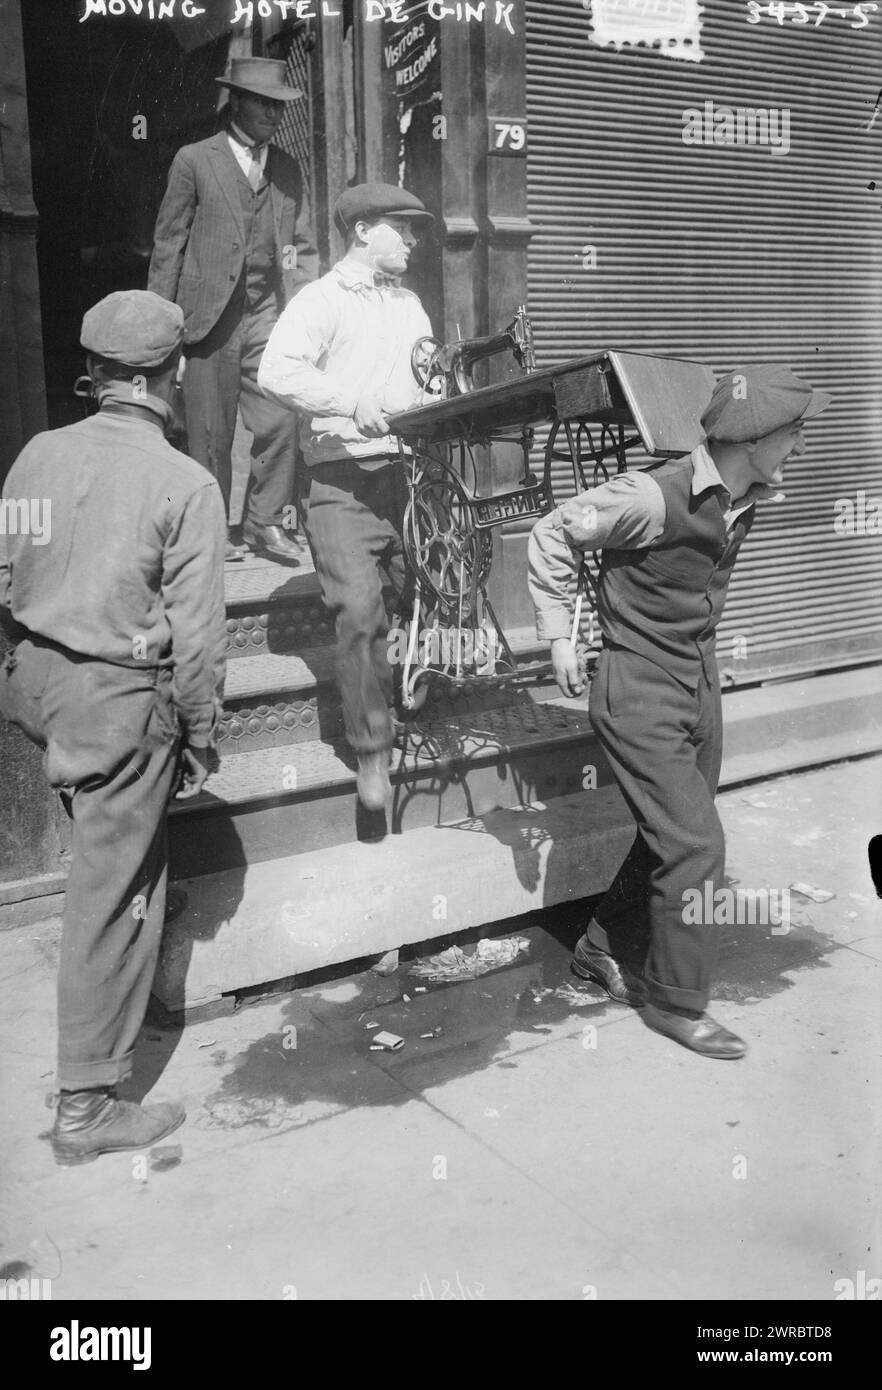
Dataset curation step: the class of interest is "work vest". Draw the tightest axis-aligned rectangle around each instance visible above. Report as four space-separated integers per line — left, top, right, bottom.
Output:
596 455 755 688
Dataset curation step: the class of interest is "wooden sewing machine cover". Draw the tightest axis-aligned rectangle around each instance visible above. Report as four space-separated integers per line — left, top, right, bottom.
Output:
388 349 717 456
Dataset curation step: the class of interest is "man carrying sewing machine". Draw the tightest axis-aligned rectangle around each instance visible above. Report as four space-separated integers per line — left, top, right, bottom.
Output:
528 366 830 1059
258 182 434 810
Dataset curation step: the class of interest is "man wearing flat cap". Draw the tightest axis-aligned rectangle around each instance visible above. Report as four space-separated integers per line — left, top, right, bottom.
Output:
528 365 831 1058
0 290 227 1164
259 182 434 808
149 57 317 563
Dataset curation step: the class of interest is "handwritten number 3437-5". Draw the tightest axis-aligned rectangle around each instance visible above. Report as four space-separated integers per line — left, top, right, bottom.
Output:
747 2 878 24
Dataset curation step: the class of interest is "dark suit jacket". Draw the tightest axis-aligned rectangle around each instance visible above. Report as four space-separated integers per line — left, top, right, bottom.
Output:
148 131 318 345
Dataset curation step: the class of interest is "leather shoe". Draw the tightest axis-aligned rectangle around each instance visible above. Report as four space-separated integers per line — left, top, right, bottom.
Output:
243 522 309 565
51 1087 186 1166
642 1003 747 1059
356 750 392 810
571 932 647 1006
225 538 247 562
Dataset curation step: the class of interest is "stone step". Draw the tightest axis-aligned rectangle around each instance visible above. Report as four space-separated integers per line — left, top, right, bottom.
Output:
224 650 336 700
156 785 636 1013
220 650 341 753
6 666 880 933
169 661 882 922
168 698 597 880
155 662 882 1015
218 645 559 754
221 553 551 671
224 564 334 662
223 554 318 610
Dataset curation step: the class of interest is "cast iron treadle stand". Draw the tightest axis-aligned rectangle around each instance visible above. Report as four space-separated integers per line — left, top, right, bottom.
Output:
389 311 717 710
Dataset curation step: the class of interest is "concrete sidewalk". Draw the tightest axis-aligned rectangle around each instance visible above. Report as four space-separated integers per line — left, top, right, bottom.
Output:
0 758 879 1301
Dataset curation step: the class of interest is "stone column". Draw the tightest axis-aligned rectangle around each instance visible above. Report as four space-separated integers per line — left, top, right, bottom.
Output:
0 0 67 918
479 7 536 632
351 7 535 631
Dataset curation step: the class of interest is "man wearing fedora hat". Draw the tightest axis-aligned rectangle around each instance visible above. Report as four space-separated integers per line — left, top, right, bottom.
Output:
259 182 434 809
528 365 831 1059
149 57 317 564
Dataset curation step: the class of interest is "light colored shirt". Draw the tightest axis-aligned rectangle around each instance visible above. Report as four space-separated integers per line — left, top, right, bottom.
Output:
257 255 433 467
0 403 228 747
528 443 783 642
228 124 269 184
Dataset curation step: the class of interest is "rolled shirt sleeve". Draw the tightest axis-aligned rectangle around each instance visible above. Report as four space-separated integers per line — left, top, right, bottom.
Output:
161 479 228 748
528 470 667 641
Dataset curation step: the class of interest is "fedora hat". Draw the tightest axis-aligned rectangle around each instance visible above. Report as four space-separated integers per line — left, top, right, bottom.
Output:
216 57 302 103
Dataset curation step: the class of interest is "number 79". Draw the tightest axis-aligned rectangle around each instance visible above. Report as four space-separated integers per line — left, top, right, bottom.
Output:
495 123 526 150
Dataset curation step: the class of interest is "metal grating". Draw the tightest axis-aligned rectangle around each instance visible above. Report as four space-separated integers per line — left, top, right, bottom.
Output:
525 0 882 681
224 560 319 609
172 702 594 810
275 25 314 213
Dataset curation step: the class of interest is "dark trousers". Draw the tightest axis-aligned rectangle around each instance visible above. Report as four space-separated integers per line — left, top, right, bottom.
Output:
303 460 409 754
0 639 179 1089
183 289 296 527
587 646 725 1012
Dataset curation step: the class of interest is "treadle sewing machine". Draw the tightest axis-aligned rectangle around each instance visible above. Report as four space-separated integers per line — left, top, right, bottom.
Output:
388 308 716 709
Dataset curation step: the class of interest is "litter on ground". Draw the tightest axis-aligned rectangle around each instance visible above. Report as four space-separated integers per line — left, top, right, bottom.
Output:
372 949 400 976
790 882 836 903
552 981 603 1006
410 937 530 982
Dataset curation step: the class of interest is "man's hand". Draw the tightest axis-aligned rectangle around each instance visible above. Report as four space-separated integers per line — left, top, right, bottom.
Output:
551 637 586 698
354 393 389 438
175 745 213 800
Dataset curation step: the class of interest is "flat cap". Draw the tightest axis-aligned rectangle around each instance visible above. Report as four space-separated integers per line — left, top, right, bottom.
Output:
702 364 831 443
334 182 434 236
81 290 185 370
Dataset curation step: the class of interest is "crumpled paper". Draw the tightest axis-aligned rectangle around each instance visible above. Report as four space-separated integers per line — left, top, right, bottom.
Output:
410 937 530 982
790 882 836 904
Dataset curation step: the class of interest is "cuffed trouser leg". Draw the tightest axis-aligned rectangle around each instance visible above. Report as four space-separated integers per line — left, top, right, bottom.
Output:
182 356 239 519
589 647 725 1013
239 300 297 529
2 641 179 1089
585 832 653 954
304 461 406 754
182 294 245 517
184 293 298 526
56 741 177 1089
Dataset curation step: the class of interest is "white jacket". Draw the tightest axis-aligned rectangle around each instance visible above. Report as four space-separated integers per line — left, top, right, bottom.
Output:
258 256 432 466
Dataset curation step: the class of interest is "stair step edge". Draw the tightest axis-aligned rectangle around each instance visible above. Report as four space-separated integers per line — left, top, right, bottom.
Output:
224 649 336 700
172 717 595 814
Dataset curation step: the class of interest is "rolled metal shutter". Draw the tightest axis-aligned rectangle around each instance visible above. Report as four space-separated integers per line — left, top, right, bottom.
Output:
526 0 882 681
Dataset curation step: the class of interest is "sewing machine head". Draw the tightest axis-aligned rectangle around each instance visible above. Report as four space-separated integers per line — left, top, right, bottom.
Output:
412 305 536 398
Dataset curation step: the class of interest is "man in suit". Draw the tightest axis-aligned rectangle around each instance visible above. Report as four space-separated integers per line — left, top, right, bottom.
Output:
149 57 317 563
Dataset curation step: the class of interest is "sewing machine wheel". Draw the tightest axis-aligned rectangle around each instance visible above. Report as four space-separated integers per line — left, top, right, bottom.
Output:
404 462 491 615
411 336 447 395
